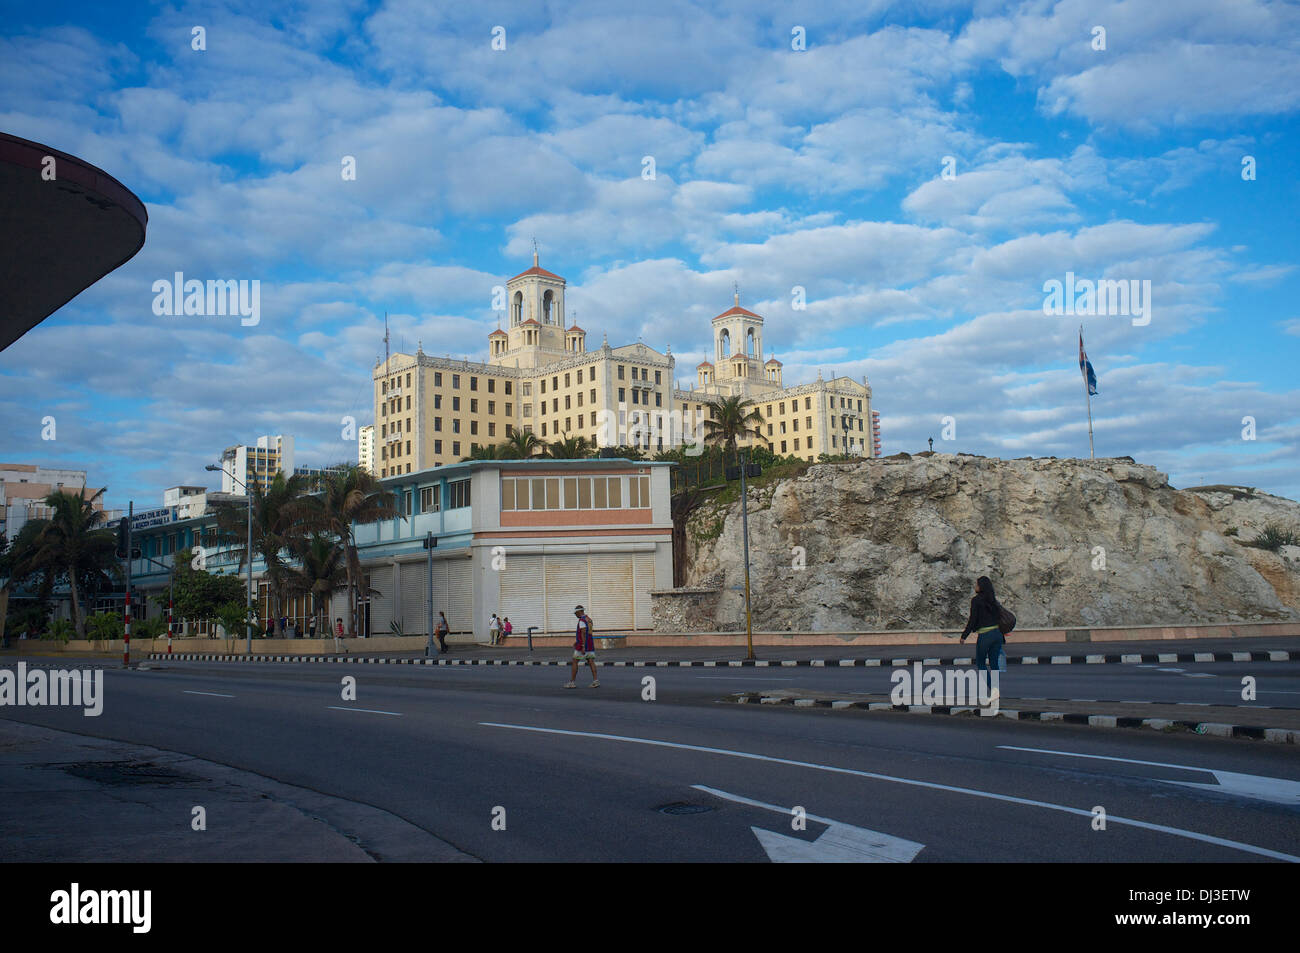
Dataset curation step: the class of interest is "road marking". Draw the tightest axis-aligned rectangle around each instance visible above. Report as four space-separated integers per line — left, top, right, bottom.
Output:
1157 668 1184 673
182 690 234 698
480 723 1299 861
328 706 402 716
1182 673 1216 678
692 785 925 863
996 745 1300 807
697 676 794 681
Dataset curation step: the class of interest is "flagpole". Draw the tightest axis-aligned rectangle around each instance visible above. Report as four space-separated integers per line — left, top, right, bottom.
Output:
1082 324 1094 459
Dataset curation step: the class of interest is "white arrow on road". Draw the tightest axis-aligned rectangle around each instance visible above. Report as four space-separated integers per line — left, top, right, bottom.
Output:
998 746 1300 806
692 784 924 862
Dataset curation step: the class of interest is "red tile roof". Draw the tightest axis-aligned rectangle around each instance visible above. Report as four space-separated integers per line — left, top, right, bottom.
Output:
511 265 564 281
712 304 762 320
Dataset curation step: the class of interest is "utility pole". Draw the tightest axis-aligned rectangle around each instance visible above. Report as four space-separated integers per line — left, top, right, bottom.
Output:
737 447 755 661
424 531 435 657
123 501 132 669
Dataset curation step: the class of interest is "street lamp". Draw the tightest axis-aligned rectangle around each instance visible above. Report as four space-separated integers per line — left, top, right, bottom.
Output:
206 463 254 654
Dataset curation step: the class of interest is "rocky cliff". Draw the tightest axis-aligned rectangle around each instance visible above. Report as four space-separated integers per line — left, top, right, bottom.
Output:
681 454 1300 631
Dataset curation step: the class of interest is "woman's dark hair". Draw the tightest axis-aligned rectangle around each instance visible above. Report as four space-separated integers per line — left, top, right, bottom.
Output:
976 575 997 606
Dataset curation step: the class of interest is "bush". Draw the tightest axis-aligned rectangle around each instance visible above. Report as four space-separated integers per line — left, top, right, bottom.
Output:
42 619 74 643
1246 525 1300 552
86 612 124 641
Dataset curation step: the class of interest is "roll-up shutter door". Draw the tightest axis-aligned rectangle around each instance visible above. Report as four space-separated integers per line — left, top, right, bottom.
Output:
498 555 544 636
447 558 473 633
633 553 656 630
399 561 430 635
588 554 633 631
368 566 394 633
545 555 591 632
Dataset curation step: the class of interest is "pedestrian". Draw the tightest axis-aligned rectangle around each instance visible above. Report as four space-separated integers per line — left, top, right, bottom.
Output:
334 617 346 654
565 605 599 689
279 614 288 638
959 575 1005 702
308 617 317 639
436 612 450 654
488 612 501 646
501 617 513 642
265 618 274 639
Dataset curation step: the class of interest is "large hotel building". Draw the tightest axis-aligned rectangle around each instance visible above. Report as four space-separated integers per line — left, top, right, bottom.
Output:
373 254 876 477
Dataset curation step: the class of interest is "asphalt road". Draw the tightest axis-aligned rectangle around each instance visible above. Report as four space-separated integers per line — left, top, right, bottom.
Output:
4 660 1300 862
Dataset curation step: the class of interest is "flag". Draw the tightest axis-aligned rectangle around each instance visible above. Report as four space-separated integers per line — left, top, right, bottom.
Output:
1079 331 1098 396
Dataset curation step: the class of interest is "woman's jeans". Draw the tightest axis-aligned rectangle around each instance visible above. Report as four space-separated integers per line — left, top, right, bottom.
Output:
975 629 1005 690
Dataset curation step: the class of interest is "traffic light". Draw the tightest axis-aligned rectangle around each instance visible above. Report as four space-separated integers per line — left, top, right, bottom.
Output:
115 518 129 559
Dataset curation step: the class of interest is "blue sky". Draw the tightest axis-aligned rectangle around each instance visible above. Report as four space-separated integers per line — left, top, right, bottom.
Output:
1 0 1298 507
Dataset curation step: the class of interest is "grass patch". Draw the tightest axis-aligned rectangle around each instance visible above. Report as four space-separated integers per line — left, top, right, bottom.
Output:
1243 524 1300 552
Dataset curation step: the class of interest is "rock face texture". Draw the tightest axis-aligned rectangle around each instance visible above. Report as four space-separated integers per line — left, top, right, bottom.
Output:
679 454 1300 631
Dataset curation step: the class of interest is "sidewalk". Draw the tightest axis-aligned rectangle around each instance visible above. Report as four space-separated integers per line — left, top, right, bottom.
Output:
143 634 1300 666
0 719 476 862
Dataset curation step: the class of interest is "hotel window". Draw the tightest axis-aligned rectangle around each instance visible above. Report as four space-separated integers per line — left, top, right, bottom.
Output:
406 440 411 454
405 396 411 410
522 382 530 397
488 379 496 393
805 397 811 410
505 403 512 415
618 365 625 379
794 439 800 451
542 423 547 437
631 391 639 405
524 404 532 417
792 419 799 432
471 399 478 413
471 421 478 435
434 418 442 431
655 393 661 407
565 417 571 431
453 441 461 456
552 376 558 390
858 419 863 431
807 417 812 429
590 389 596 403
577 392 583 407
552 398 558 413
655 370 661 384
470 377 478 391
858 400 863 411
381 424 387 437
489 422 496 437
448 479 470 508
506 424 514 437
406 373 411 387
453 396 461 411
382 381 388 394
564 373 571 387
434 372 442 386
781 441 787 453
434 394 442 409
577 369 583 383
453 419 460 433
505 381 512 395
488 401 495 414
780 422 787 434
541 379 546 394
618 387 625 403
565 395 571 409
434 440 442 454
452 375 460 389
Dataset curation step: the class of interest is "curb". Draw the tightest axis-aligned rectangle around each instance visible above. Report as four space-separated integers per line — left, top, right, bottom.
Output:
147 650 1299 666
726 692 1299 744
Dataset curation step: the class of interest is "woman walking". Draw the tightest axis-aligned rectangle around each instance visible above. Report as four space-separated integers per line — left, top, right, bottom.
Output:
959 575 1005 699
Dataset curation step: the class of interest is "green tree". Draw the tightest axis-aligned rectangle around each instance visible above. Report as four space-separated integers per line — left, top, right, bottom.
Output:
14 489 119 640
545 434 594 459
501 430 543 459
299 466 397 637
285 534 347 638
86 612 124 642
42 618 74 643
702 395 767 469
213 602 250 643
461 443 501 461
212 471 312 635
173 549 247 631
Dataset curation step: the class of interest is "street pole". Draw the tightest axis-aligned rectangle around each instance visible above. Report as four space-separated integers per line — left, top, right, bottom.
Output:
246 488 253 654
123 501 132 669
167 588 173 656
740 447 754 661
425 531 434 657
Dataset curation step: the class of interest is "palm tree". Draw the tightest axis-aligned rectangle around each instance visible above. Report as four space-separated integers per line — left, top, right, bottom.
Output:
17 489 118 640
702 395 767 468
212 471 311 635
299 465 397 637
285 533 347 638
501 430 543 459
545 434 593 459
462 443 500 461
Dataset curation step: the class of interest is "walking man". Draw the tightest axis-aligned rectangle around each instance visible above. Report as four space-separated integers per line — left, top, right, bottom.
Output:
488 613 501 646
565 605 599 689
